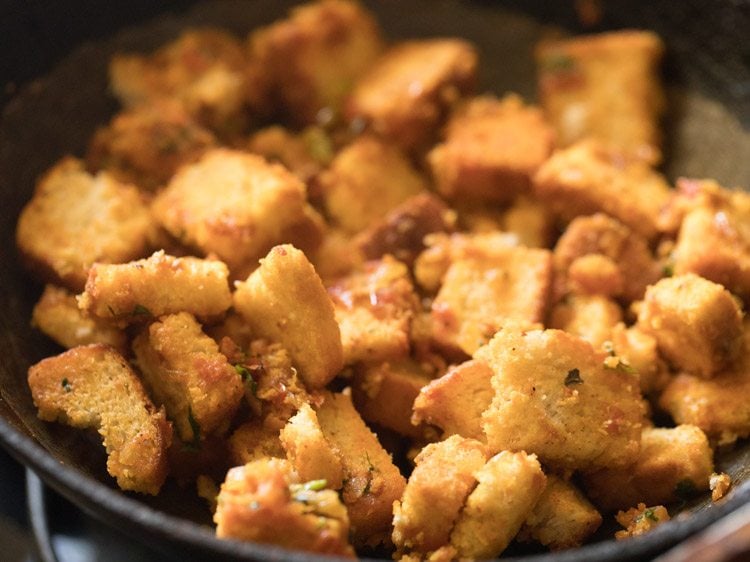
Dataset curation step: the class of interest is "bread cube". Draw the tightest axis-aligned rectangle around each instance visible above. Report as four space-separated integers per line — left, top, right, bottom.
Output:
355 192 457 267
32 285 127 352
233 245 343 389
280 403 344 489
133 312 243 442
352 359 432 439
659 326 750 444
519 475 602 551
328 257 419 365
310 227 365 284
27 344 172 494
671 179 750 301
319 135 426 234
412 359 493 441
315 391 406 546
583 425 713 511
431 245 552 355
250 0 383 125
392 436 488 555
534 141 671 241
477 328 643 470
500 196 556 248
553 213 661 302
228 421 285 466
16 158 154 292
450 451 546 559
637 273 743 378
86 101 216 191
428 94 555 203
78 251 232 324
610 323 670 395
214 458 355 557
413 231 519 294
247 125 331 183
536 30 665 162
346 39 478 151
152 149 308 276
550 294 622 349
110 28 254 134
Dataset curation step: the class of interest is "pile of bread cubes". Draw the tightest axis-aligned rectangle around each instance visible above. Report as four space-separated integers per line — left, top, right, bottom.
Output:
14 0 748 559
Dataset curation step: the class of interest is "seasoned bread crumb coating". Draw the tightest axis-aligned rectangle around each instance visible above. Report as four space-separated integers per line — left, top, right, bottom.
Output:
16 157 154 292
27 344 172 494
32 285 127 352
429 94 555 203
152 148 308 276
234 245 343 389
519 475 602 551
78 251 232 324
133 312 243 442
393 435 487 555
477 328 643 470
346 39 478 151
637 273 743 378
450 450 546 559
214 458 355 557
316 391 406 546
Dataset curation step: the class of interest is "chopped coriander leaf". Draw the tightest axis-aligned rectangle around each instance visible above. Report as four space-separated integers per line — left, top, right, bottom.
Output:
187 407 201 448
565 368 583 386
61 378 72 392
643 508 659 522
234 364 258 397
132 304 152 317
662 262 674 277
302 479 328 492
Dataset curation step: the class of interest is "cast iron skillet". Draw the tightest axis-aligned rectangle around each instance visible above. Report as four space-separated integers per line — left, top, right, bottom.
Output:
1 1 750 560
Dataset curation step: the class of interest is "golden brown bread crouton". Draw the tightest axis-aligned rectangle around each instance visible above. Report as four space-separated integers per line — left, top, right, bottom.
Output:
110 28 253 134
233 245 343 389
16 158 154 292
413 231 520 294
311 227 365 284
609 323 670 395
152 149 308 276
534 141 671 241
658 324 750 444
412 359 493 441
669 179 750 301
477 328 643 470
315 391 406 546
536 30 665 162
500 196 556 248
32 285 127 352
430 245 552 355
247 125 332 183
393 436 488 555
583 425 713 511
238 339 313 431
351 359 432 439
518 475 602 551
86 101 217 191
450 451 547 559
711 472 732 502
328 257 419 365
250 0 383 125
318 135 426 234
280 403 344 489
78 251 232 324
550 294 623 349
428 94 555 203
133 312 243 442
346 39 478 151
214 458 355 557
228 421 285 466
637 273 743 378
614 503 670 540
553 213 661 303
355 192 457 267
27 344 172 494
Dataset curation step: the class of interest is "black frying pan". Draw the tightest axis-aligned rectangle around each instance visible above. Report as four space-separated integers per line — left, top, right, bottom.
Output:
1 1 750 560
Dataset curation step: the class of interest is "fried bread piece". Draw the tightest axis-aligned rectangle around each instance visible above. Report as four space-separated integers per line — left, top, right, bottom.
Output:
27 344 172 494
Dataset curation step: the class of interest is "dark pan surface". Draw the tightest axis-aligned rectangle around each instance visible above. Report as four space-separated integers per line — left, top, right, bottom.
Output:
1 1 749 560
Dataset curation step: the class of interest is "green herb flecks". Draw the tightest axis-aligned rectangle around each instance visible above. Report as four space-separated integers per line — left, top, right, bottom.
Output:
183 407 202 451
302 479 328 492
541 52 577 73
234 363 258 398
643 508 659 522
565 368 583 386
132 304 152 317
